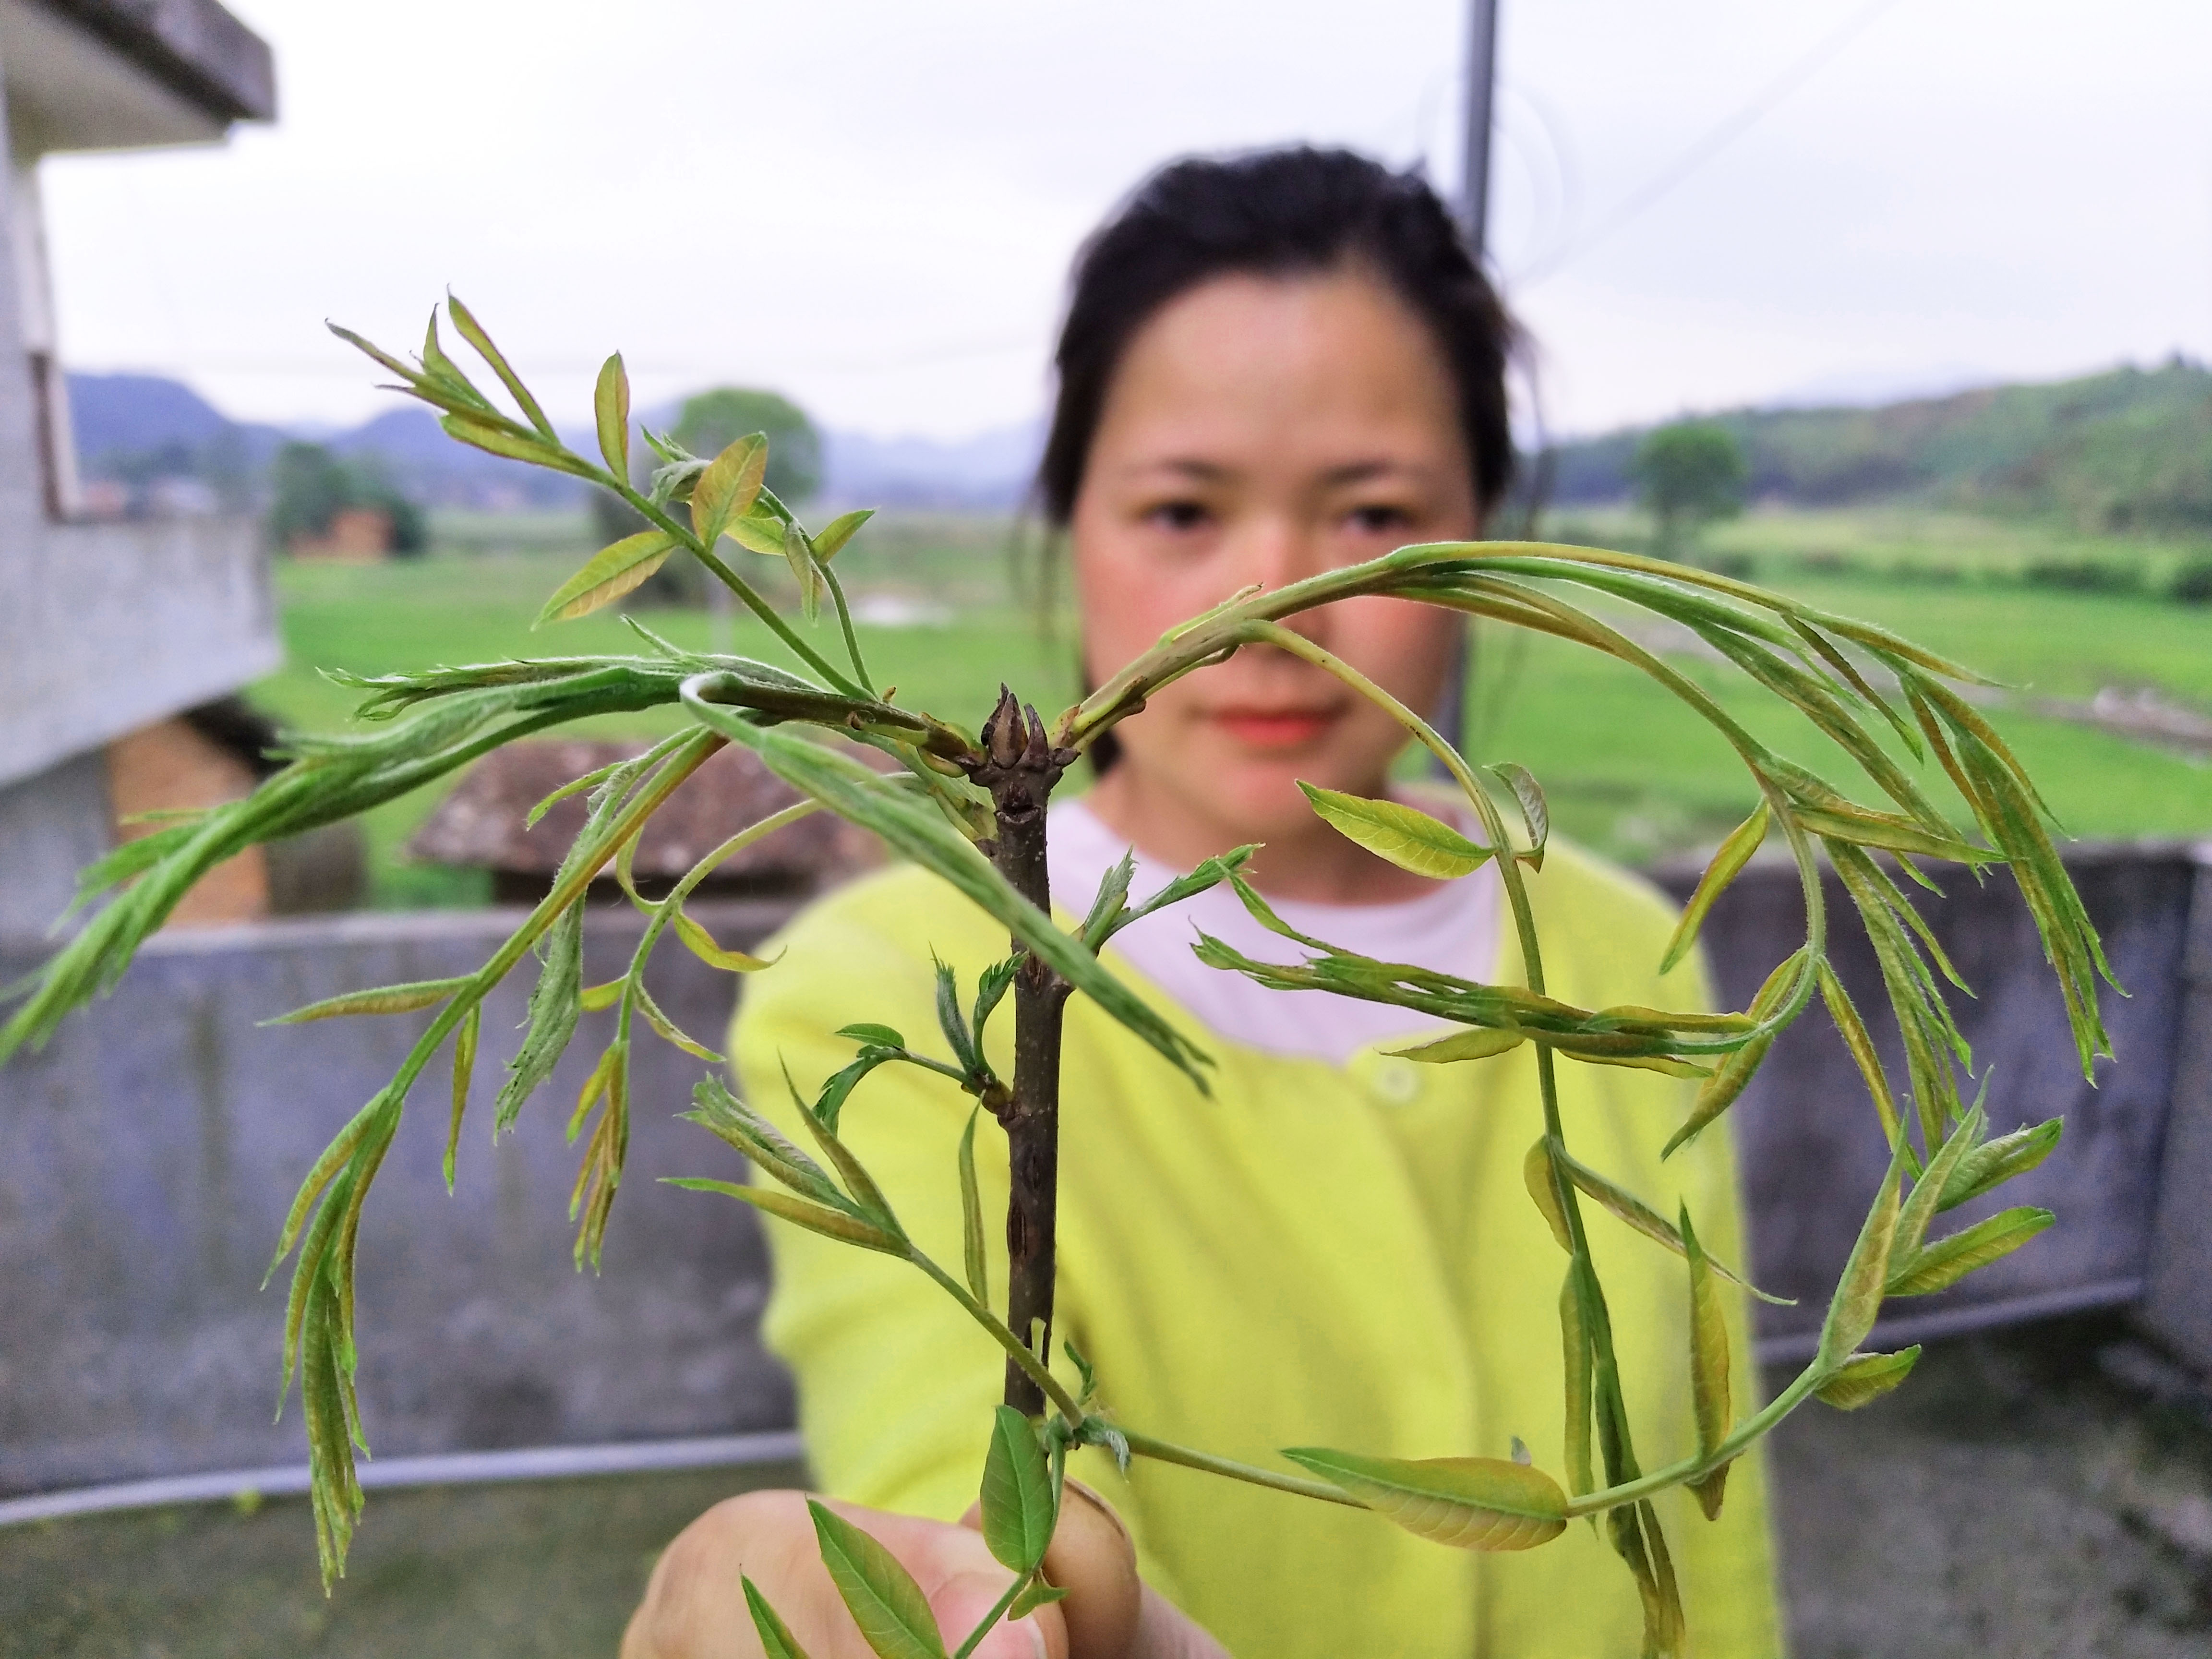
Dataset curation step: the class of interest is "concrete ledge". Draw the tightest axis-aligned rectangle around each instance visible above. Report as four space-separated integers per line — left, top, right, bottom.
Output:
0 516 277 787
0 1429 805 1528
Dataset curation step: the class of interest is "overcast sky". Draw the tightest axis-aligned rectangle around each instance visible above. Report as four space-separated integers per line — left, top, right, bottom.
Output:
35 0 2212 440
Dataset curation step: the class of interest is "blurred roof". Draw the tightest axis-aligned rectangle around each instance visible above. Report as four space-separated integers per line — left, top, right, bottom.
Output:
409 740 875 891
2 0 275 154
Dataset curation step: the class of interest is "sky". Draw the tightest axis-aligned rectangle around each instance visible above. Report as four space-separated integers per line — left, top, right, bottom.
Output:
33 0 2212 442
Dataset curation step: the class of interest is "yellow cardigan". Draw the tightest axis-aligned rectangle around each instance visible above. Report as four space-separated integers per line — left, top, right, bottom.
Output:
732 840 1784 1658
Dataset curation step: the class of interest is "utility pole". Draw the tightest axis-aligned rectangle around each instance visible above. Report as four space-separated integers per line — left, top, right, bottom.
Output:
1438 0 1500 759
1460 0 1499 256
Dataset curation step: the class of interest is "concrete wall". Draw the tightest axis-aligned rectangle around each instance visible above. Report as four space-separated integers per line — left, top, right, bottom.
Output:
1657 844 2208 1361
0 905 794 1496
0 748 110 938
1 846 2206 1497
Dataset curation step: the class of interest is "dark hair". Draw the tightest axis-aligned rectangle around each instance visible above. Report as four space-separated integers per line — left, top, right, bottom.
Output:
1038 145 1516 526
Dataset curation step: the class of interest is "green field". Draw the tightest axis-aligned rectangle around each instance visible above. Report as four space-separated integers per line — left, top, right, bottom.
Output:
252 508 2212 906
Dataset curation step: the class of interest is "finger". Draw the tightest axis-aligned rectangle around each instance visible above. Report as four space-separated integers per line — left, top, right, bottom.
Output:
962 1479 1140 1659
1040 1480 1142 1658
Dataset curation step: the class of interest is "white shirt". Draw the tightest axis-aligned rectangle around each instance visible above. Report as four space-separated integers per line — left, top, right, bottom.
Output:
1046 796 1503 1067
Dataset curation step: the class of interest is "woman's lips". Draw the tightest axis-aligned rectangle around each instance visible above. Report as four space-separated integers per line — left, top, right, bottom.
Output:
1210 709 1336 748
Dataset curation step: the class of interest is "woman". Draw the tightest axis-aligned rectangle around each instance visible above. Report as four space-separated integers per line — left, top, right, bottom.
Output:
627 148 1782 1659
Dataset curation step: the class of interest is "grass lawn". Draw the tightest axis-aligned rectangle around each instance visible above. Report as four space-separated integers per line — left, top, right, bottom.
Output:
252 509 2212 905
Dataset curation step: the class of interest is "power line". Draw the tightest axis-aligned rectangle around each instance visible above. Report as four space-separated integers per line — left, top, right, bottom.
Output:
1521 0 1911 286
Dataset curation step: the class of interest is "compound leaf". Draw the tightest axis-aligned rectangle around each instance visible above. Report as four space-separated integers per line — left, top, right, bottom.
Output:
1887 1206 2053 1296
1297 782 1493 879
1815 1346 1922 1410
743 1575 814 1659
807 1500 950 1659
1280 1448 1566 1551
980 1405 1055 1572
534 531 677 626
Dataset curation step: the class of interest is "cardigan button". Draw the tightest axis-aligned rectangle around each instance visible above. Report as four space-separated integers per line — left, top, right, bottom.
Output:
1369 1056 1421 1106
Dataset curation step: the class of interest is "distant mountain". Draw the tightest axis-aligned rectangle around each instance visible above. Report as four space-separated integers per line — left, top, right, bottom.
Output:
820 419 1043 509
67 372 1040 515
66 373 584 509
1543 358 2212 533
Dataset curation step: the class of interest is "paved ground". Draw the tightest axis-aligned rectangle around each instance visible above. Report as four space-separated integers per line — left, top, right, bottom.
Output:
1766 1315 2212 1658
4 1317 2209 1656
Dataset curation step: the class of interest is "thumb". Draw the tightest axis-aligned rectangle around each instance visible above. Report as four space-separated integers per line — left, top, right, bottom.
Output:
960 1480 1142 1659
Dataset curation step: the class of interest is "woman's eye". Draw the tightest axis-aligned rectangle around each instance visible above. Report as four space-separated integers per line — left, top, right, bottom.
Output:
1346 504 1414 535
1145 500 1211 532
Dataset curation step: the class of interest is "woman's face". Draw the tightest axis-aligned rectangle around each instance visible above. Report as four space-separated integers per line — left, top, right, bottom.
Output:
1071 265 1480 850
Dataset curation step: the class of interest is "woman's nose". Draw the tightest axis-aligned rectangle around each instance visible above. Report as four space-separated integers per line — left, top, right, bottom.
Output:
1229 516 1325 595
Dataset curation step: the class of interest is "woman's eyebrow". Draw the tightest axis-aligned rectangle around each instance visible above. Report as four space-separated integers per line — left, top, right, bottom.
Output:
1118 457 1233 484
1319 459 1427 488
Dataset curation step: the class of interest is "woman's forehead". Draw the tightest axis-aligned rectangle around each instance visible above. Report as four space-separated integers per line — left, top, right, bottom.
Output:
1089 269 1465 466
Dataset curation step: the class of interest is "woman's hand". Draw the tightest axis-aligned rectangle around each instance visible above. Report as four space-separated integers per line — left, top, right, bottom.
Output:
622 1483 1227 1659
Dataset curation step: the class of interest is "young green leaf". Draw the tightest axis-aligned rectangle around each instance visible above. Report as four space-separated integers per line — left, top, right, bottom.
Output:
1815 1346 1922 1410
981 1406 1056 1572
970 956 1020 1050
933 956 982 1074
725 510 787 555
1006 1579 1068 1620
1296 782 1493 879
1793 804 1995 866
441 412 598 479
1560 1272 1594 1500
1816 1145 1906 1370
673 908 778 973
444 1002 480 1191
1279 1448 1567 1551
839 1023 909 1050
445 293 555 437
786 1073 902 1231
743 1575 815 1659
1660 801 1769 974
1818 960 1904 1152
1682 1206 1732 1521
685 1076 846 1208
1894 1105 1985 1265
634 980 725 1063
494 900 585 1134
1487 763 1549 867
264 976 469 1025
579 979 624 1013
594 353 630 477
810 1053 896 1137
1663 948 1805 1158
1080 853 1136 951
784 519 823 623
533 531 678 626
1886 1206 2053 1296
812 508 875 562
1109 845 1257 936
1523 1139 1574 1252
807 1499 951 1659
958 1106 988 1305
1530 1136 1795 1305
662 1178 903 1255
691 433 769 548
1391 1025 1526 1064
1939 1118 2062 1211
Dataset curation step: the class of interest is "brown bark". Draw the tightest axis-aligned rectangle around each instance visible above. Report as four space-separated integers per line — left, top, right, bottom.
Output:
961 687 1076 1414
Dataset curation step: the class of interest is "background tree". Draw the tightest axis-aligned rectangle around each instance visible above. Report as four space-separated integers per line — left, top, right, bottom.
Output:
1633 420 1748 559
266 440 427 557
674 386 822 503
594 385 822 604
